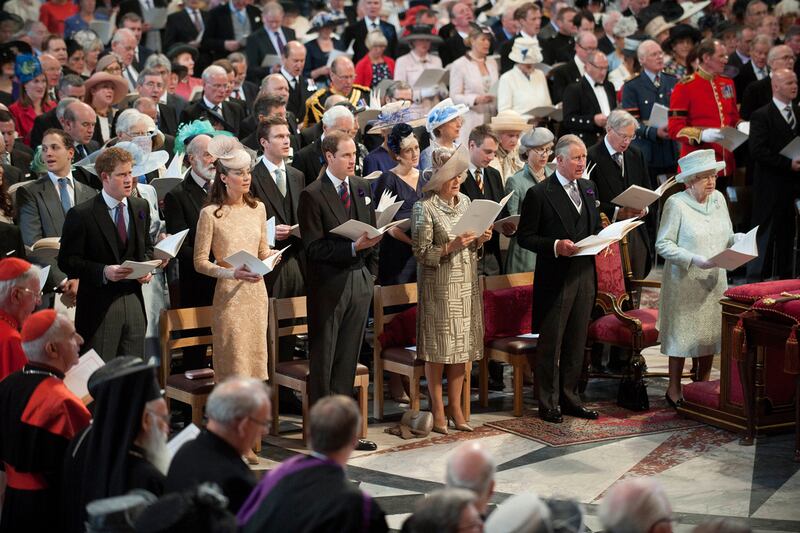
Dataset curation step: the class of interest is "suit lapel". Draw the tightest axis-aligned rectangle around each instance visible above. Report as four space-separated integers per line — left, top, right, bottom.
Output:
579 178 601 231
254 163 288 222
40 179 66 233
351 179 370 224
91 195 122 262
74 181 95 204
544 174 577 236
128 197 145 258
287 167 303 220
582 78 601 114
320 176 348 226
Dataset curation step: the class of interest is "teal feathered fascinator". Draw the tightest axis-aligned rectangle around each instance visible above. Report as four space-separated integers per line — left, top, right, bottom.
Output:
174 120 233 154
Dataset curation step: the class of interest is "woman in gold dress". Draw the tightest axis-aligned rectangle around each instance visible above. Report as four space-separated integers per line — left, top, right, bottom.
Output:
412 145 492 434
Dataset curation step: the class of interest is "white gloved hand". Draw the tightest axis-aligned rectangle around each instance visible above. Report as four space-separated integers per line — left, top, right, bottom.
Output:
736 121 750 135
733 232 747 244
692 255 716 269
700 128 724 143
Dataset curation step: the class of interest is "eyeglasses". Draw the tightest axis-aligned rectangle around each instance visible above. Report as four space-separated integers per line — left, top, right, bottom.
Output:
248 415 271 428
612 130 635 142
587 62 608 70
16 286 42 298
695 174 718 182
577 43 598 53
531 146 553 156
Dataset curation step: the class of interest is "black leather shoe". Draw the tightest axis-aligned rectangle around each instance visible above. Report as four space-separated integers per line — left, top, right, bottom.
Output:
539 408 563 423
562 405 599 419
356 439 377 451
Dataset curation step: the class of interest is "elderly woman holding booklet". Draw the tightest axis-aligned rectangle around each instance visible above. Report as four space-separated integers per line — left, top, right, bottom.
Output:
412 145 491 435
655 150 740 408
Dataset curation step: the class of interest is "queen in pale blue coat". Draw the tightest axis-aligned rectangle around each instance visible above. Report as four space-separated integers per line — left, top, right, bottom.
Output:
504 127 554 273
655 150 739 407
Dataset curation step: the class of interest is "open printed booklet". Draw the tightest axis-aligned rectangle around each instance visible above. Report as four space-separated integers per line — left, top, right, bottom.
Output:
375 190 404 228
708 226 759 270
64 349 105 405
154 229 190 260
224 246 290 276
451 192 514 236
611 176 677 211
572 218 644 256
331 219 407 240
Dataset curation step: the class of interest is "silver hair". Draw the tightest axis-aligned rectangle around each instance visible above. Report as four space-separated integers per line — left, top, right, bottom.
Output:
72 30 103 53
115 108 145 135
111 28 135 46
228 52 247 65
0 264 40 308
322 105 354 128
752 34 773 48
554 134 586 160
260 73 288 91
407 489 477 532
21 313 70 363
599 478 672 533
385 80 412 100
136 68 163 87
636 39 660 62
606 109 639 132
261 0 283 16
365 29 388 49
445 445 496 501
57 97 80 123
187 134 212 158
202 65 227 83
576 30 595 48
205 377 270 426
767 45 794 65
144 53 171 72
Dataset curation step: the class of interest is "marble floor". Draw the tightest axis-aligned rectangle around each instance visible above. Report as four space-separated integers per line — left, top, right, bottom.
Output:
256 351 800 532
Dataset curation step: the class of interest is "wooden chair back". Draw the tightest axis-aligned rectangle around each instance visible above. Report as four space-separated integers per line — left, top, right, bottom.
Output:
158 306 214 386
480 272 534 291
373 283 418 348
267 296 309 380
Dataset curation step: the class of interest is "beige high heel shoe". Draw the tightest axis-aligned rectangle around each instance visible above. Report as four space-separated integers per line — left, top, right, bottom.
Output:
445 406 474 432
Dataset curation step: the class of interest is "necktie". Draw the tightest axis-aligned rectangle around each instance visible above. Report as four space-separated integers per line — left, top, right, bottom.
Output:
58 178 71 214
567 181 582 210
202 181 209 192
236 10 246 26
115 203 127 245
275 31 285 54
274 168 286 196
653 74 661 88
211 104 220 113
370 21 378 30
786 105 796 129
77 145 87 159
339 182 350 211
612 152 623 169
474 168 484 193
191 9 202 32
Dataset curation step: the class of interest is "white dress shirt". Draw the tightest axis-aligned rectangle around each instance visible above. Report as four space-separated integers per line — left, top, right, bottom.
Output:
47 171 75 206
553 170 582 257
585 73 611 116
101 190 129 230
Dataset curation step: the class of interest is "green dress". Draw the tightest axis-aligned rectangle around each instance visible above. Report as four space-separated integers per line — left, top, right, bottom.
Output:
504 164 549 273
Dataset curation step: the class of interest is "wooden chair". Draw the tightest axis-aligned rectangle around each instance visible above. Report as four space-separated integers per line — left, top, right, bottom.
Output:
267 296 369 443
159 306 215 426
479 272 537 417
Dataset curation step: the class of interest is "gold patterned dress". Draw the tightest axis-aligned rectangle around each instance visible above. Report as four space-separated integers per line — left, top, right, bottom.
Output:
194 202 270 380
412 192 483 364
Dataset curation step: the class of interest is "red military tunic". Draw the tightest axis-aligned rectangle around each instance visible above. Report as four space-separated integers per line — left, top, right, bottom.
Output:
668 68 740 176
0 311 26 382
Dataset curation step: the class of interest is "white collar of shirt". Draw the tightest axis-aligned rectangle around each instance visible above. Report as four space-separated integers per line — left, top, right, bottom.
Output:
190 169 210 189
752 63 766 76
160 91 168 104
644 69 659 83
262 156 286 175
411 50 429 64
555 171 573 188
457 30 469 39
326 169 348 190
364 16 380 28
574 55 585 75
101 189 127 210
774 97 794 112
229 2 244 15
520 30 537 40
203 96 221 110
550 21 559 31
736 50 750 63
604 136 619 159
584 72 601 86
48 170 73 185
468 162 481 176
280 67 296 84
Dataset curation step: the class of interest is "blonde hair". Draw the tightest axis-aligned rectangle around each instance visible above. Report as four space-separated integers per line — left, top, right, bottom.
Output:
365 29 388 49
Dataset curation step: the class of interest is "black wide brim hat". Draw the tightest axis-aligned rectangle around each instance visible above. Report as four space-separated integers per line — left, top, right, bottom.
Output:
0 40 33 65
167 44 199 62
663 23 702 52
87 356 160 399
400 24 444 45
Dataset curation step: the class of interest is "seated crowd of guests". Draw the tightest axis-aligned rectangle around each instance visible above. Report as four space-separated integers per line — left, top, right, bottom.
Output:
0 0 797 530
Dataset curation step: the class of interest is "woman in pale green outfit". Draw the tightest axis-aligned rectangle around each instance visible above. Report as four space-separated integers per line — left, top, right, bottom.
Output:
412 145 492 435
504 127 554 273
655 150 741 407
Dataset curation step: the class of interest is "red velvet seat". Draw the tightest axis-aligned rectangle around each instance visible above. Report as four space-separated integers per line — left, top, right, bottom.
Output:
587 308 659 346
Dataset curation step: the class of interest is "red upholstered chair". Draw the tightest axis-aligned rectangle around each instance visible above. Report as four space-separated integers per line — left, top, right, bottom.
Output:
582 218 660 410
479 272 537 416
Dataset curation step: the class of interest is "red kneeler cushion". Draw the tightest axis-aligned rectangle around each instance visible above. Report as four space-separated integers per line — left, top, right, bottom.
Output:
587 308 659 345
378 306 417 349
483 286 533 342
723 280 800 304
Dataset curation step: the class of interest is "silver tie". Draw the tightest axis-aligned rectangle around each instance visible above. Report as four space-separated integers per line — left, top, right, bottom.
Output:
568 181 582 210
274 168 286 196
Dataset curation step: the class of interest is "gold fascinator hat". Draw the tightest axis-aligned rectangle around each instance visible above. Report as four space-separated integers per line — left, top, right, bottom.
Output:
207 136 251 170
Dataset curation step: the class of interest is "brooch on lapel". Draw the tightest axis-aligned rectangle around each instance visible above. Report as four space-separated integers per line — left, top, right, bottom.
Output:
137 209 146 221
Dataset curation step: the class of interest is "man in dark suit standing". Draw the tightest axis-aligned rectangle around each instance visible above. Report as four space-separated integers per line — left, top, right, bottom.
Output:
164 0 207 51
492 3 521 48
228 53 259 107
726 25 753 72
563 51 616 147
587 110 653 280
135 69 179 137
338 0 398 63
58 147 160 360
740 44 796 120
200 0 261 64
119 13 156 72
748 69 800 281
547 30 597 104
279 41 311 125
244 1 296 83
179 65 245 136
162 133 216 369
540 6 578 65
733 34 770 104
517 134 601 423
499 2 542 74
297 131 379 449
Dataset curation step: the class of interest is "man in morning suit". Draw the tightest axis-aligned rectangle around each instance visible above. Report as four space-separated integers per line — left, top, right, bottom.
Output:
587 110 653 280
547 30 597 105
58 147 161 361
747 69 800 281
499 2 542 74
740 45 796 120
517 134 601 423
179 65 245 136
165 378 263 513
562 51 616 147
297 131 380 450
164 0 208 51
200 0 261 64
135 69 179 137
733 34 770 105
279 41 311 125
338 0 398 63
244 1 296 83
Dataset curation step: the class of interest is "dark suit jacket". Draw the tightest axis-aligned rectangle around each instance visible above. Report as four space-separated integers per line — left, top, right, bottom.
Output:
179 100 244 136
166 93 188 119
200 2 262 62
291 140 325 185
547 60 583 105
156 103 179 136
162 170 215 308
734 61 762 104
10 148 32 177
298 122 322 148
73 166 103 190
17 175 98 246
0 221 25 259
30 108 62 149
338 19 398 63
563 77 617 146
283 73 311 124
541 33 574 66
516 174 601 332
740 77 771 121
727 51 747 72
440 33 468 67
460 166 505 268
297 174 378 305
245 26 296 82
750 100 800 226
58 194 153 343
164 8 208 50
2 164 23 187
165 430 255 514
586 141 653 272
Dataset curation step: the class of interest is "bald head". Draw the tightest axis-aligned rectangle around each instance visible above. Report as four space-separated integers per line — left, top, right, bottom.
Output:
260 73 289 101
772 68 798 104
445 442 496 514
575 31 598 62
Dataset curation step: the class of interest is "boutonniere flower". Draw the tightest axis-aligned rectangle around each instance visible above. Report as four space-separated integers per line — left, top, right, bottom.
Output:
358 189 366 198
138 209 146 220
585 188 594 196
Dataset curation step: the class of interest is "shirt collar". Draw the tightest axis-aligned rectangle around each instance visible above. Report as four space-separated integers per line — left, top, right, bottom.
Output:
773 96 793 110
736 50 750 63
555 170 573 187
203 96 220 110
280 67 295 82
574 55 585 75
364 16 380 27
262 155 285 174
644 69 658 83
101 189 127 210
604 135 618 157
190 169 211 189
584 72 601 86
229 1 244 15
47 170 73 183
520 30 536 40
326 168 348 189
468 161 480 175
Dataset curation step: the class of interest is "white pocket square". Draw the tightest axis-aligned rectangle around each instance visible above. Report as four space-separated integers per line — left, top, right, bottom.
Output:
365 197 371 205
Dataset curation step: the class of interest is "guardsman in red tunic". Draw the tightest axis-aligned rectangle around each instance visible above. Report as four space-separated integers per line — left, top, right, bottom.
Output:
668 39 740 181
0 258 42 382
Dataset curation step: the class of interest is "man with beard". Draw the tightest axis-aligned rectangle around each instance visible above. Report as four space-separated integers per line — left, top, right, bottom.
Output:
61 356 169 533
0 310 91 532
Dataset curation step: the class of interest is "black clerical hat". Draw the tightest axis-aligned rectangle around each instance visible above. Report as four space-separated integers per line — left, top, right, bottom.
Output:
87 356 160 399
133 484 237 533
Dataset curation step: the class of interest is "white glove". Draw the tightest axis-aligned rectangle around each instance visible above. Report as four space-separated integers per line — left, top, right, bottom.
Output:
700 128 724 143
733 232 746 244
692 255 716 269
